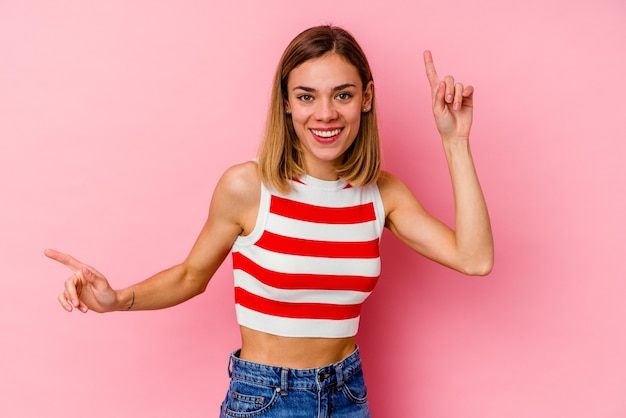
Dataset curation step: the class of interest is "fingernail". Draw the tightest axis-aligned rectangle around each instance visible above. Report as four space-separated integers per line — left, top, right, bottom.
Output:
446 94 453 103
454 102 461 110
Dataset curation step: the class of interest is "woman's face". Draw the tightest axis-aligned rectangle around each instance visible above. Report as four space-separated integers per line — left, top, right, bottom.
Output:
285 53 373 180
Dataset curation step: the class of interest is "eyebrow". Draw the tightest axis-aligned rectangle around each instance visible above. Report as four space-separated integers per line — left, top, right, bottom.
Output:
292 83 358 92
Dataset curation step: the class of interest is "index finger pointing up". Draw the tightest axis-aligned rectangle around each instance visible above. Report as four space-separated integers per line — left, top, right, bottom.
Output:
423 50 440 91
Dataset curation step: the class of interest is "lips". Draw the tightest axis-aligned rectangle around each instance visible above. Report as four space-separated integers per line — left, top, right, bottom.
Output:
310 128 342 143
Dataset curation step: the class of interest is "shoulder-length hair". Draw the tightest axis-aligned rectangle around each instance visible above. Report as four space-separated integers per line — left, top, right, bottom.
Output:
257 25 381 193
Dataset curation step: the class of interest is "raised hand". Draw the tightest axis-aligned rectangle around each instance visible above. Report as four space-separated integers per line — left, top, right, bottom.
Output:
45 248 118 313
423 50 473 140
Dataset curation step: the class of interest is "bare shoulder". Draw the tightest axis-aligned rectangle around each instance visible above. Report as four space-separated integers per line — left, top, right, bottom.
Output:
377 170 403 191
377 170 415 217
216 161 261 200
211 161 261 235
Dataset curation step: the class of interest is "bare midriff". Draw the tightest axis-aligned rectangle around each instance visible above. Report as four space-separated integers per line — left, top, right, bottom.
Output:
239 326 357 369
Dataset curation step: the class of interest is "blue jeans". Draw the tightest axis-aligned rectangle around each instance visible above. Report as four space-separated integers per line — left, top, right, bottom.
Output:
219 347 371 417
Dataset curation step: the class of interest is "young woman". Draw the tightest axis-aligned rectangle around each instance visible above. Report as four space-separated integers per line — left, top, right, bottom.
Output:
46 25 493 417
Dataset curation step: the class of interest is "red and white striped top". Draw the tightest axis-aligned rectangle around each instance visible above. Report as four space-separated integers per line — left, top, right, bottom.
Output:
231 175 385 338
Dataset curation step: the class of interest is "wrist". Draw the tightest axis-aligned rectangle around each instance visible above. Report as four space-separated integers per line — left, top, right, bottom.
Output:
442 136 471 154
115 288 136 311
441 135 469 143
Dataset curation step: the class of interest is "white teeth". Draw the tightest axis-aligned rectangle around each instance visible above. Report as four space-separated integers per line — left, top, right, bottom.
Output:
311 128 341 138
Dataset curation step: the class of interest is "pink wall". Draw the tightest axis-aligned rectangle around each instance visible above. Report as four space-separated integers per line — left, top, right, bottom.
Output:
2 0 625 416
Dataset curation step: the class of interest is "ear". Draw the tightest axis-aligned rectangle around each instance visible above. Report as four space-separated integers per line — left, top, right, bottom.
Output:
362 81 374 112
284 100 291 115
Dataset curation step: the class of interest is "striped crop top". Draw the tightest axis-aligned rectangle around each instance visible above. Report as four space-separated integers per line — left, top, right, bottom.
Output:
231 175 385 338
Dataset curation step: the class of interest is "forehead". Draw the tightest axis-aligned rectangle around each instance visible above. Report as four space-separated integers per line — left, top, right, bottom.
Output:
287 53 362 89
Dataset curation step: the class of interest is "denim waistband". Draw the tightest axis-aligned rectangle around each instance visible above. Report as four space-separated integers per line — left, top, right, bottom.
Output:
228 346 362 393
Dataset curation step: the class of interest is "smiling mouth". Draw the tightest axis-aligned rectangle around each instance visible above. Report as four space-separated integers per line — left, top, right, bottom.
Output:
310 128 342 138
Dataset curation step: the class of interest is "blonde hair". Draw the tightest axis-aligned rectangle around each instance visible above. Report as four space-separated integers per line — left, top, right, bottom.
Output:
257 25 381 194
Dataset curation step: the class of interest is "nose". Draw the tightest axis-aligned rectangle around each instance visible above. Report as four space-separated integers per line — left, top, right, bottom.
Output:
314 98 338 122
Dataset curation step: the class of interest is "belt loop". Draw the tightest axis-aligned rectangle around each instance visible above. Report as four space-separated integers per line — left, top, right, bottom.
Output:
227 353 234 378
334 362 344 390
280 368 289 396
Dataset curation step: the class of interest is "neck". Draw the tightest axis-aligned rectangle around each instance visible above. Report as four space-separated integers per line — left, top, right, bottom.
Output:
303 161 341 181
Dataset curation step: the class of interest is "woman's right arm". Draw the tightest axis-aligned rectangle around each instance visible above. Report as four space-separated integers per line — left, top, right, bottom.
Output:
47 162 259 313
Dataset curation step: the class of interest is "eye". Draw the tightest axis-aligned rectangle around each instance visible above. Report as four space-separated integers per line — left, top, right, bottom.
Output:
297 94 314 102
336 92 353 101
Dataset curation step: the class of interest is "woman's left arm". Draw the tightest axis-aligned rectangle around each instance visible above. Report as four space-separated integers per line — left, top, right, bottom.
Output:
381 51 493 276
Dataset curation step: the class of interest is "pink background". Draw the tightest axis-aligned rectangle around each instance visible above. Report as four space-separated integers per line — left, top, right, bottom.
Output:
2 0 625 416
